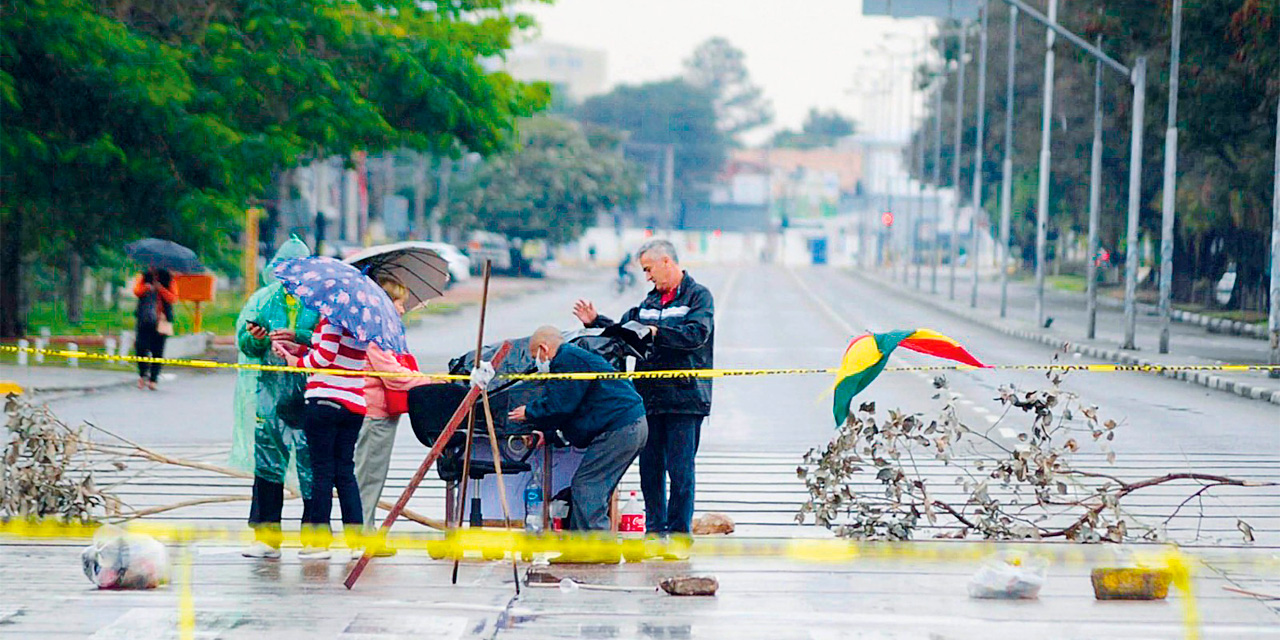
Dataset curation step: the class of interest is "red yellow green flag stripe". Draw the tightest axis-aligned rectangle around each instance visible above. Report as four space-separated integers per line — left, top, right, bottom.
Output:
833 329 987 425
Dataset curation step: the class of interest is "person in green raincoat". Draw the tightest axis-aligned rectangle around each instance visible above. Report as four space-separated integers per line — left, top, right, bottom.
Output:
231 237 321 558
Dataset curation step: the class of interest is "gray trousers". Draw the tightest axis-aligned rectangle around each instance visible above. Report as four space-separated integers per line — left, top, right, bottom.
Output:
354 415 399 527
570 417 648 531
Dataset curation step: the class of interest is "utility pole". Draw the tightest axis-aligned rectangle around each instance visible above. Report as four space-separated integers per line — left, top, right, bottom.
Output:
1085 38 1105 340
916 63 932 290
1033 0 1059 328
932 67 945 295
432 159 450 243
949 25 969 301
993 0 1146 349
969 0 991 308
936 72 947 293
998 5 1018 318
905 46 920 285
1121 57 1148 350
1269 97 1279 378
1157 0 1183 354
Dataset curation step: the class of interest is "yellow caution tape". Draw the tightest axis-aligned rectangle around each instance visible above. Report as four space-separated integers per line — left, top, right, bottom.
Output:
0 518 1272 573
1 344 1277 383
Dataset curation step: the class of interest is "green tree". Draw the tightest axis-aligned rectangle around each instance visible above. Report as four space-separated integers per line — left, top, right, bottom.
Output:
446 116 640 244
911 0 1277 308
771 108 857 149
578 79 727 209
683 37 774 142
0 0 547 337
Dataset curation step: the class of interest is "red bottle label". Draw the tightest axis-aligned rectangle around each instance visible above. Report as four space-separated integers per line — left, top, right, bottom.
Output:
620 513 645 533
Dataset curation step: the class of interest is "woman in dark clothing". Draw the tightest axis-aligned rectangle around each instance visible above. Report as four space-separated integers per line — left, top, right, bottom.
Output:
133 267 176 390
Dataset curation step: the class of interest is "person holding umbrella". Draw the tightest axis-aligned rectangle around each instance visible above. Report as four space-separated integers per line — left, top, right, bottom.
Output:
131 267 176 390
352 276 446 553
232 237 319 559
125 237 202 391
271 257 408 559
340 243 451 547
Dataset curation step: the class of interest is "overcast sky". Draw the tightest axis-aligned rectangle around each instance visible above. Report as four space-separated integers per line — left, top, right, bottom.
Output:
522 0 937 145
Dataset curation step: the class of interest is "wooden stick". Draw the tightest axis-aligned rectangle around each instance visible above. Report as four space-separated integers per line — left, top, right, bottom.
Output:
450 408 478 585
377 502 446 531
119 495 252 519
1223 586 1279 600
480 388 520 594
344 340 512 590
87 443 301 500
453 259 492 586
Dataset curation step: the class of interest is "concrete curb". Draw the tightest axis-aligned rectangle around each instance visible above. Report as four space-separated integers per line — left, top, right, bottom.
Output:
852 272 1280 407
1092 295 1267 340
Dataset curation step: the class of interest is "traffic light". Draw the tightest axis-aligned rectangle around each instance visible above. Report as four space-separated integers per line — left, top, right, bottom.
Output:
881 211 894 228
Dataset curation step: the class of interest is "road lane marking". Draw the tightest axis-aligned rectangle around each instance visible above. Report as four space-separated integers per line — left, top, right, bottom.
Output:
785 267 856 336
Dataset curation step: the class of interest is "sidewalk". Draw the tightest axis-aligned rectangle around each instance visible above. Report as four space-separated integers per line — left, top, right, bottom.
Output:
856 268 1280 406
0 363 137 397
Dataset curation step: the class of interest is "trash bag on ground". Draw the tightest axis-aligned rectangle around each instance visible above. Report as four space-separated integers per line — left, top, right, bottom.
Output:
967 552 1048 599
81 525 170 590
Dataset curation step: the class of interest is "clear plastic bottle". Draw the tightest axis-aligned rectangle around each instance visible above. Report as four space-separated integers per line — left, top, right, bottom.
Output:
524 482 544 534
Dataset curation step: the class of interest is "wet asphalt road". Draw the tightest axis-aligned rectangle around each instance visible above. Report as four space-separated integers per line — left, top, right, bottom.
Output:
46 263 1277 462
11 263 1280 639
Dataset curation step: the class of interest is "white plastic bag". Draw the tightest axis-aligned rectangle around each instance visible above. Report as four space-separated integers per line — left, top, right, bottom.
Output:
967 552 1048 599
81 525 170 590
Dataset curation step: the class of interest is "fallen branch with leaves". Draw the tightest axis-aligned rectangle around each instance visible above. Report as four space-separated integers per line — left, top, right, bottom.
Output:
3 394 444 530
796 362 1274 543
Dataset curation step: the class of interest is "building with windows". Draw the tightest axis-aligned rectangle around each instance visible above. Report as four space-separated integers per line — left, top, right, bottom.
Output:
506 42 607 103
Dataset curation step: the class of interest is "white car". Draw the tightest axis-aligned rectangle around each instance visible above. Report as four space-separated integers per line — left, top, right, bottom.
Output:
421 242 472 286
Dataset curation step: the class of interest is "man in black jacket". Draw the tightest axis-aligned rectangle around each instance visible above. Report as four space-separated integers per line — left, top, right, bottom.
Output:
573 239 714 537
508 326 648 532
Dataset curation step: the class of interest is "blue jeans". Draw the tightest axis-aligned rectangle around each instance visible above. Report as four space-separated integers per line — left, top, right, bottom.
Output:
301 400 364 544
639 414 702 534
570 417 648 531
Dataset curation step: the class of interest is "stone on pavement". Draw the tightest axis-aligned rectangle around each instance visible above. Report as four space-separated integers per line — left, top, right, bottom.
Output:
659 575 719 596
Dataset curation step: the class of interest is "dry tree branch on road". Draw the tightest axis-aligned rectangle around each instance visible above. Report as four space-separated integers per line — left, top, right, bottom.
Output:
796 362 1275 543
3 395 445 529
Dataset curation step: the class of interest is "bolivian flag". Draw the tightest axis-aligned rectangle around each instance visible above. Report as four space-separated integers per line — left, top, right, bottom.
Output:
833 329 987 425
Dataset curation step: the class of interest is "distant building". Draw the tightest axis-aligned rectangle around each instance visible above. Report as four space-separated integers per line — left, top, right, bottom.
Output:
724 148 865 220
506 42 608 103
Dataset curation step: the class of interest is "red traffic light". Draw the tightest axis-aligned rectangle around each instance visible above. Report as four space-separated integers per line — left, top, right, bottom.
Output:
881 212 894 227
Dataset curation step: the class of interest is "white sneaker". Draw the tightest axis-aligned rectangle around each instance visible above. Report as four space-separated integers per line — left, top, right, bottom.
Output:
241 541 282 559
298 547 331 560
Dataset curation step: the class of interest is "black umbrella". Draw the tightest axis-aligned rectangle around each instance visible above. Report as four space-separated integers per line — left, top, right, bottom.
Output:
344 242 450 311
125 238 203 273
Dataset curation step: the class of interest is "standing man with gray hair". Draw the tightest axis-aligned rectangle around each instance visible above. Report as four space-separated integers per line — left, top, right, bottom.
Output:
573 239 714 546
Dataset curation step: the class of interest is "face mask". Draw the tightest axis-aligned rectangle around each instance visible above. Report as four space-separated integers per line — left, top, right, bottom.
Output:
535 347 551 374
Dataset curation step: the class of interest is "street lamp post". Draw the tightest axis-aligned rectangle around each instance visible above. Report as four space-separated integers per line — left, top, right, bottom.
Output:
1033 0 1058 328
1121 57 1149 351
1269 97 1280 378
1157 0 1183 354
949 25 969 301
1085 38 1105 340
932 71 945 295
969 0 991 308
998 5 1018 318
994 0 1149 350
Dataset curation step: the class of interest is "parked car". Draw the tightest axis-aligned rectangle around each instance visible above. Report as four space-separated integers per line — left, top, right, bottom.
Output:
464 231 513 274
420 242 472 286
